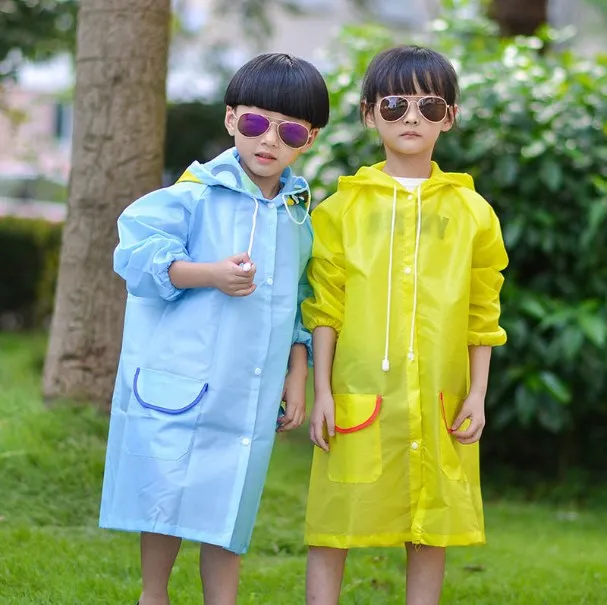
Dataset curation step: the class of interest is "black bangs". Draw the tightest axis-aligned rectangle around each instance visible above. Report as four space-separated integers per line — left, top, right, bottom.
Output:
361 46 459 113
224 53 330 128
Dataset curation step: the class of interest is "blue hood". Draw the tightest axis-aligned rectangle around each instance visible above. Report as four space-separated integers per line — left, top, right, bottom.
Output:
176 147 309 204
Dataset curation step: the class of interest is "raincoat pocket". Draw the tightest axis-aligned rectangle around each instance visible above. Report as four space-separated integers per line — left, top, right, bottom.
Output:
125 367 208 461
328 394 382 484
439 392 474 481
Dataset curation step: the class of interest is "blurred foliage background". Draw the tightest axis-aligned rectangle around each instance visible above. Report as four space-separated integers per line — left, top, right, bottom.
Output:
0 0 77 79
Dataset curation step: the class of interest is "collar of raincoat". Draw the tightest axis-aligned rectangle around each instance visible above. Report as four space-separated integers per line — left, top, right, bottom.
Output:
336 160 476 195
176 146 309 206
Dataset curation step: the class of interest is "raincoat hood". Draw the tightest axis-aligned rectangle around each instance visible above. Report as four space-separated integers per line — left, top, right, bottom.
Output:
174 147 311 261
337 160 475 194
176 147 310 203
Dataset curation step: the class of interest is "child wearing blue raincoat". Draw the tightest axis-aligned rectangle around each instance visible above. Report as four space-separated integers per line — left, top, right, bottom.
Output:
99 53 329 605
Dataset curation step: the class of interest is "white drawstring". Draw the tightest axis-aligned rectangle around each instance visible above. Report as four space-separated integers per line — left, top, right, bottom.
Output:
242 197 259 272
382 186 398 372
382 183 423 371
243 191 308 272
408 185 422 362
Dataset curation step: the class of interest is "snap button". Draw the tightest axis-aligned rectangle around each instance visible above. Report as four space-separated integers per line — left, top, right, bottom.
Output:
242 438 251 446
411 441 419 450
254 368 262 376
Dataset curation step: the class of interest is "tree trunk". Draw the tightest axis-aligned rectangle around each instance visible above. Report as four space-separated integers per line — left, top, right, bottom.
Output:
43 0 171 410
489 0 548 36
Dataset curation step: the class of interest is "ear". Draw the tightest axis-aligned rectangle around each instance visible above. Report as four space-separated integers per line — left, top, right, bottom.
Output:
441 104 458 133
225 106 236 136
306 128 320 148
361 101 377 129
298 128 320 154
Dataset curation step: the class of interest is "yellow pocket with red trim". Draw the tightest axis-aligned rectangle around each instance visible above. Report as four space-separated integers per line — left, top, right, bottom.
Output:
439 392 477 482
328 394 382 484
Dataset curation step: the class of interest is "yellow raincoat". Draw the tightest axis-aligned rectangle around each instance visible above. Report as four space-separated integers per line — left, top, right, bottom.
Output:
301 161 508 548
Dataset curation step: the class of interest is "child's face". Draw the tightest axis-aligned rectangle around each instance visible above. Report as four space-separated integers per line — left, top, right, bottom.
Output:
364 93 456 160
225 105 318 193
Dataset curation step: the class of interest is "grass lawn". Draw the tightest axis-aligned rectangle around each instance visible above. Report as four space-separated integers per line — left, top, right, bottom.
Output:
0 333 605 604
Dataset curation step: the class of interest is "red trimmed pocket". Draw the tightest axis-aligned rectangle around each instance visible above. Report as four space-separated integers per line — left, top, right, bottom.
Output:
438 391 476 482
328 394 383 483
335 395 382 433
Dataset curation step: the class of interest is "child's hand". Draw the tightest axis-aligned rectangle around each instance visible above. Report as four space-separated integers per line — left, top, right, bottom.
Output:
210 253 256 296
278 369 307 432
451 392 486 444
309 391 335 452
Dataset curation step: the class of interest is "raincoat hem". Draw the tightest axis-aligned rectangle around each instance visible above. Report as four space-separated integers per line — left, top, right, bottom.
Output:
99 518 249 554
304 530 485 549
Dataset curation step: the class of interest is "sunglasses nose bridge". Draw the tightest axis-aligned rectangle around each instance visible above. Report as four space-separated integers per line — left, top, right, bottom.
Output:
259 120 280 146
402 100 421 123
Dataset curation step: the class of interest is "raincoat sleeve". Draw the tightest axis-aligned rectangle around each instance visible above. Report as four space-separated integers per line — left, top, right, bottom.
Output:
468 206 508 346
292 267 313 364
301 200 345 334
114 184 200 301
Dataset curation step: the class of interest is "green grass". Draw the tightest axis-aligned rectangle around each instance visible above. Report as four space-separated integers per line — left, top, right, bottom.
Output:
0 333 606 604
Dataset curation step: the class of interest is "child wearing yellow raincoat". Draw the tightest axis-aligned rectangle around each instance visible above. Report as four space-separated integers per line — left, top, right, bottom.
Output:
302 46 508 605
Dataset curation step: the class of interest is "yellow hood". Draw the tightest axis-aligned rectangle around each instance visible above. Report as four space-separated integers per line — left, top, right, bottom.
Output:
336 160 475 195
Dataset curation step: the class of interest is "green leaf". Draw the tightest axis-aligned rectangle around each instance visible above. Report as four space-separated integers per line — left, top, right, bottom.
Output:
538 372 571 404
495 154 519 186
539 157 563 192
515 385 537 427
560 326 585 361
578 314 607 348
519 297 546 320
521 140 547 159
537 400 568 433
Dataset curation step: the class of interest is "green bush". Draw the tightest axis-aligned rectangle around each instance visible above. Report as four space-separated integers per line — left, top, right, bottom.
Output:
301 13 607 474
164 101 233 183
0 217 62 329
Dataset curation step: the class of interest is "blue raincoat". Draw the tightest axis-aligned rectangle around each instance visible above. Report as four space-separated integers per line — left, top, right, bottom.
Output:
99 147 312 554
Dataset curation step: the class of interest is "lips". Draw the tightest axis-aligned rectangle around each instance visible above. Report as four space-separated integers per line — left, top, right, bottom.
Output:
401 131 421 137
255 152 277 160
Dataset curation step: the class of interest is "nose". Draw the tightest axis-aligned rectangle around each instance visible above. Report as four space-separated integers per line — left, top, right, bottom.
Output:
260 122 280 147
403 102 420 125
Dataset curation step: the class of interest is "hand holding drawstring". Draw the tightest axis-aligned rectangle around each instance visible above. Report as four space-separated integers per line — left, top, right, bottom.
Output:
210 253 257 297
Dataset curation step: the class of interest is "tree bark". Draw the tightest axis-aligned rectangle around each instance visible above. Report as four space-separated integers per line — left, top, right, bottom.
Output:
489 0 548 36
43 0 171 410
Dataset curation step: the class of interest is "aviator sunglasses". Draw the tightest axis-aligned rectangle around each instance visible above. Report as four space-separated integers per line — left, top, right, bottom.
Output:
234 111 312 149
376 95 449 124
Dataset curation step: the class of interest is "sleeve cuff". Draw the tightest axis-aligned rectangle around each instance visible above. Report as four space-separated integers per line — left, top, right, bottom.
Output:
153 251 192 301
304 317 343 335
468 328 507 347
292 329 313 366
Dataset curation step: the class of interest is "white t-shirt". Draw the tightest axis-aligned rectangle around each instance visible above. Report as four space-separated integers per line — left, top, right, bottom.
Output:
393 177 428 191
